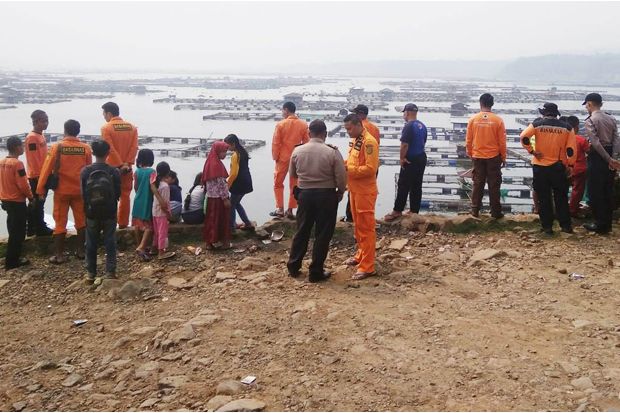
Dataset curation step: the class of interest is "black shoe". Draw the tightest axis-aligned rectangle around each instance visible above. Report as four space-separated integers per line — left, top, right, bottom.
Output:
36 227 54 236
287 266 301 278
471 210 480 218
5 258 31 270
309 271 332 283
491 213 505 219
583 223 610 234
541 227 553 235
560 226 574 234
26 228 35 237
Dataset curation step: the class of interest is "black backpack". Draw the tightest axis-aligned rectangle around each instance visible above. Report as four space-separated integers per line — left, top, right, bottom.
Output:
85 169 114 219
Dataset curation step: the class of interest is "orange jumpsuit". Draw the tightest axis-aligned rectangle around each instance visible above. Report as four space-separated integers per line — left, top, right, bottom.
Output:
25 131 48 179
36 136 92 234
362 119 381 146
101 116 139 227
0 158 33 202
272 114 309 209
346 130 379 273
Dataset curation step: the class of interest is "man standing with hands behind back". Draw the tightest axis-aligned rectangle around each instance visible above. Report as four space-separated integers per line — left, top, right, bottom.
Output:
101 101 138 229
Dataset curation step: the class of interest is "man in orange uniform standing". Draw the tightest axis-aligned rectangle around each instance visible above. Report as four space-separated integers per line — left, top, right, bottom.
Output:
343 114 379 280
25 109 54 236
271 101 309 219
466 93 507 219
37 120 92 264
520 103 576 234
345 104 381 223
101 102 139 229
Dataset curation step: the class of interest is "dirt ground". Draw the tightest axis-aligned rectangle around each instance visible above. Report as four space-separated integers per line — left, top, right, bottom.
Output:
1 217 620 412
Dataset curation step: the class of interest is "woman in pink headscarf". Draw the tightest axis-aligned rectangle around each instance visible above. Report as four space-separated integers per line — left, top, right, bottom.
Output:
201 141 231 249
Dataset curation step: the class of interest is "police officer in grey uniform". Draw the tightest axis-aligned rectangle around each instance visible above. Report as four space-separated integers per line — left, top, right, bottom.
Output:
287 119 347 282
583 93 620 234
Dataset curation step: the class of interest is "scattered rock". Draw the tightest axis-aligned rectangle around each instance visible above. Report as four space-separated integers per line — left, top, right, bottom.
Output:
62 373 83 387
160 352 183 362
158 375 189 389
559 362 580 374
130 326 158 336
140 398 160 408
572 320 592 329
468 248 505 265
207 395 233 411
292 300 317 313
134 361 160 379
215 272 237 282
26 384 41 392
0 279 10 290
94 367 115 381
602 368 620 380
437 251 460 262
487 358 511 369
110 359 131 369
116 281 142 300
571 376 595 390
216 398 266 412
320 355 340 365
12 401 27 412
167 276 191 289
112 336 131 349
168 324 196 343
388 239 408 250
237 257 268 271
78 383 94 391
216 379 245 395
186 314 220 328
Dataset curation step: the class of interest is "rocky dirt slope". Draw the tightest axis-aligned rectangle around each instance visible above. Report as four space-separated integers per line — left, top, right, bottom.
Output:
0 214 619 411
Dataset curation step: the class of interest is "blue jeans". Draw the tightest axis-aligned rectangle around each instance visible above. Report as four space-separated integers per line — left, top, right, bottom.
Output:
230 193 251 229
85 217 117 276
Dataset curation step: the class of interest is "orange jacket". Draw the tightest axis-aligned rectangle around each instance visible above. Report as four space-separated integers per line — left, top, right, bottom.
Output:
520 118 576 167
272 115 309 162
25 131 48 179
0 157 33 202
36 136 92 196
362 119 381 146
346 130 379 195
466 111 506 161
101 116 139 167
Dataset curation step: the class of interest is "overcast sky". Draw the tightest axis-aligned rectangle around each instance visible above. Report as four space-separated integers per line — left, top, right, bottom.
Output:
2 1 619 73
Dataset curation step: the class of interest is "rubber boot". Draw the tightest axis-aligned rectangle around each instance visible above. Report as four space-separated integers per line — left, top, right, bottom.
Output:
76 228 86 259
51 233 66 264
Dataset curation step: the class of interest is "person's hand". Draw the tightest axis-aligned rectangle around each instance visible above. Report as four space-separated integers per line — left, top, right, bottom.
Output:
38 194 45 203
532 151 543 160
223 198 231 209
400 158 410 167
609 159 620 171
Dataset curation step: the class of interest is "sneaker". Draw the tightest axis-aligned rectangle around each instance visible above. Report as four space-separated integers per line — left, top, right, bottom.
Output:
560 226 574 234
309 271 332 283
84 273 96 284
541 227 553 235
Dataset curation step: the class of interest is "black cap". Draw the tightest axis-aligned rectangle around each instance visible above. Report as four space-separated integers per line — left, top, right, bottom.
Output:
401 103 418 112
538 102 561 117
350 104 369 116
582 92 603 106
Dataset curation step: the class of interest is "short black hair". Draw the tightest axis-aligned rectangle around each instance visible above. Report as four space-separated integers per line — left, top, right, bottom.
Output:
91 140 110 158
283 101 296 113
308 119 327 137
136 149 155 167
343 113 362 125
102 102 120 117
64 119 80 137
30 109 46 121
567 115 580 132
479 93 494 108
169 170 179 186
6 136 23 152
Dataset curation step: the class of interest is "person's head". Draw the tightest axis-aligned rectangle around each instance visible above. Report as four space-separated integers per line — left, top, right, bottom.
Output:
538 102 560 118
31 110 48 132
308 119 327 140
343 114 364 139
224 133 249 160
567 115 580 133
350 104 369 120
64 119 80 137
401 103 418 121
101 101 120 122
282 101 296 118
479 93 494 110
212 141 229 159
154 161 171 188
168 170 179 186
91 140 110 160
136 149 155 167
192 172 203 187
6 136 24 156
582 92 603 115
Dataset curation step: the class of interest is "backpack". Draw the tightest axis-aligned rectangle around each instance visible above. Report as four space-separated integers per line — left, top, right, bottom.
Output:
86 169 115 219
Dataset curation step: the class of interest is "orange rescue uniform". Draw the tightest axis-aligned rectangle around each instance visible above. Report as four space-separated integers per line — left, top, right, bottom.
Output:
346 130 379 273
0 157 33 202
466 111 507 161
25 131 48 179
101 116 139 227
36 136 92 234
362 119 381 146
520 119 576 167
271 114 309 209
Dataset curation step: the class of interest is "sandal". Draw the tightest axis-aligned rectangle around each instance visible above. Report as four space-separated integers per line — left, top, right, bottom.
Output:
351 271 376 281
157 251 176 260
48 255 67 265
383 211 402 222
269 209 285 218
239 223 255 231
344 258 359 266
135 250 151 262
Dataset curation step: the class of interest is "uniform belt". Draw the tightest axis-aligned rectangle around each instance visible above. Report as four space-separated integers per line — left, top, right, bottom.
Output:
298 188 336 193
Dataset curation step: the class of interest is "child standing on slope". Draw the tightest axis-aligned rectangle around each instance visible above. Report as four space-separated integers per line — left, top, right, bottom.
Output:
151 161 175 260
132 149 156 261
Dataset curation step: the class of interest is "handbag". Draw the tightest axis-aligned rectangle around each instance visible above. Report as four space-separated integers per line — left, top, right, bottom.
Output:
45 143 62 191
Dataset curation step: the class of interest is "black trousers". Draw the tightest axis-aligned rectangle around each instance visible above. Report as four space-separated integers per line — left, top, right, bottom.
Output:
587 147 615 230
287 189 338 277
394 153 427 213
2 201 27 269
532 162 571 230
27 178 47 234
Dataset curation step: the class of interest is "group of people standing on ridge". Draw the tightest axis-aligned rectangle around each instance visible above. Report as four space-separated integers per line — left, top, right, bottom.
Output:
1 92 618 283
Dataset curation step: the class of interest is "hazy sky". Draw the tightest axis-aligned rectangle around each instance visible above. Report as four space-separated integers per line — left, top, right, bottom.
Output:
2 1 620 73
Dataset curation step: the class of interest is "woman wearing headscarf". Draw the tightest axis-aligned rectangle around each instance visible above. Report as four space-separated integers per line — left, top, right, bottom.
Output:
201 141 231 249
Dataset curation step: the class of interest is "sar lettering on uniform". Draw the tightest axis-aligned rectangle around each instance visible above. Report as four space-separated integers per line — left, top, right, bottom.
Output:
113 124 132 131
61 146 86 155
366 144 374 155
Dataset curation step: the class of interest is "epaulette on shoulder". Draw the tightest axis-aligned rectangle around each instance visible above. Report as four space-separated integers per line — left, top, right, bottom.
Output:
326 144 338 150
